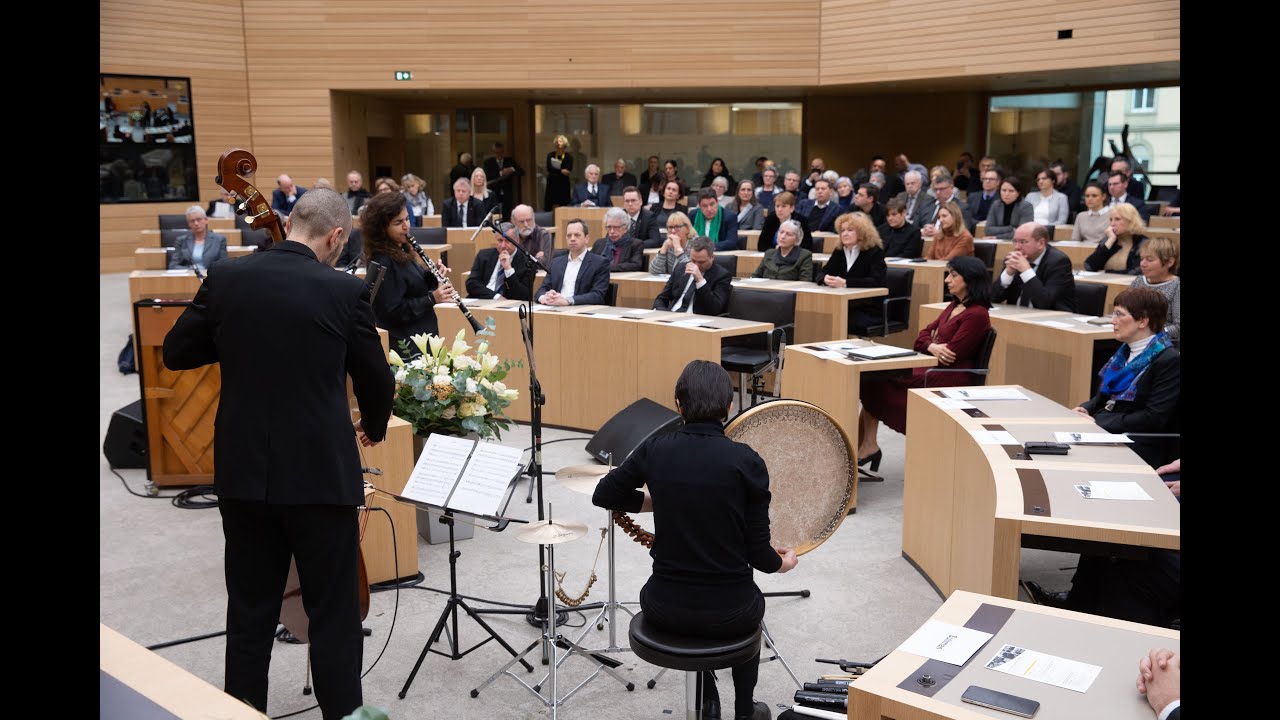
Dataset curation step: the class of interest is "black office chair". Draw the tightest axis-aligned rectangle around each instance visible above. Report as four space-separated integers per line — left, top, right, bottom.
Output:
720 289 796 409
158 214 187 230
922 327 997 387
158 229 183 248
972 242 998 270
604 284 618 307
337 229 363 269
553 248 569 259
534 211 555 228
855 266 914 337
410 226 447 244
1074 281 1108 318
713 254 737 276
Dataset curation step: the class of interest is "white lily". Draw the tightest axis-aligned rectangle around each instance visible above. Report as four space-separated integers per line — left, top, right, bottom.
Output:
388 350 404 367
411 333 430 356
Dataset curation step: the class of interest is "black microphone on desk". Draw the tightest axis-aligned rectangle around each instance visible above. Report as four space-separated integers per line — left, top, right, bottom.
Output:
343 253 361 274
467 206 501 243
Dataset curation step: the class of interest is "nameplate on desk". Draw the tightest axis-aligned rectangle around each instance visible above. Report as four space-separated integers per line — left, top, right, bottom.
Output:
969 429 1019 445
897 621 994 666
623 308 656 315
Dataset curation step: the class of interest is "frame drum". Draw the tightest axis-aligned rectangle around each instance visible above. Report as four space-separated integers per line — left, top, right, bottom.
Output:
724 399 856 555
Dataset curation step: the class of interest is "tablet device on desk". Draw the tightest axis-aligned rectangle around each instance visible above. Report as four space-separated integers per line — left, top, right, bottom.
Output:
845 345 916 361
960 686 1039 717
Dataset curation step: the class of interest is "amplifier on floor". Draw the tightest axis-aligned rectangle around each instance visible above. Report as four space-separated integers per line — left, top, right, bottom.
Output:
104 400 148 469
585 398 683 465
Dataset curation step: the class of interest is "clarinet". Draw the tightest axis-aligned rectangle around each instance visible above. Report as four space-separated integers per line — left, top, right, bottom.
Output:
408 237 483 333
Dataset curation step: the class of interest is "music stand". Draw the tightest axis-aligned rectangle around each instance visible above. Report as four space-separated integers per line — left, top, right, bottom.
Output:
394 467 535 699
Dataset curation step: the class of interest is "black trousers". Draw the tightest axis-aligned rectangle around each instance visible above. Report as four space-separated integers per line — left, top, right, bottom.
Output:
641 577 765 718
1066 549 1180 627
219 499 364 720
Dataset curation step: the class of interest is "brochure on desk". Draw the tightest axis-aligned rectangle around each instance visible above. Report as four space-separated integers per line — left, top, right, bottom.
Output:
401 434 524 517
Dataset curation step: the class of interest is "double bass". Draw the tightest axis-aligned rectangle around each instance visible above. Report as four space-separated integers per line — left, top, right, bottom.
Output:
215 149 372 642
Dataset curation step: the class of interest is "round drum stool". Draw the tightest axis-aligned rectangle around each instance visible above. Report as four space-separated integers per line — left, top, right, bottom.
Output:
628 611 762 720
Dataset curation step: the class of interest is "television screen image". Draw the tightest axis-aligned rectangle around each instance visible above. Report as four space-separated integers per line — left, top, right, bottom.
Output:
100 74 198 204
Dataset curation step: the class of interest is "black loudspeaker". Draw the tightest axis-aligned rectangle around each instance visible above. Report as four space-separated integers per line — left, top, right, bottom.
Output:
585 398 683 465
104 400 148 469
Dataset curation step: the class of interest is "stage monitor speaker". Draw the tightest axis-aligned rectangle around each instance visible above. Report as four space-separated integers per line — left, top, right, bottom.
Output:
585 398 683 465
104 400 148 469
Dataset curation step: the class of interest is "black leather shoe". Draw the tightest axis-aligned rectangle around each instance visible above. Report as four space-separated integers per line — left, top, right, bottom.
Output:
701 697 720 719
734 700 770 720
1023 581 1069 608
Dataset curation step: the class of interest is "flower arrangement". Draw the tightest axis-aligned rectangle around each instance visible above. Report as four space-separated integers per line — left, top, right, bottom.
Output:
389 327 521 439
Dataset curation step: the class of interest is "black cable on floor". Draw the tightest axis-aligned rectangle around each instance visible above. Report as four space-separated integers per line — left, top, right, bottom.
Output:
172 485 219 509
111 467 180 499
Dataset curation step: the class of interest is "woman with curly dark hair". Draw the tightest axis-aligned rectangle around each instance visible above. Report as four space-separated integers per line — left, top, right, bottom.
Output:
361 191 455 356
700 157 735 189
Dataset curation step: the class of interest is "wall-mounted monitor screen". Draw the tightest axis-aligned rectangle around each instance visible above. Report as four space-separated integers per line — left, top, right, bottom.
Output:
100 74 198 204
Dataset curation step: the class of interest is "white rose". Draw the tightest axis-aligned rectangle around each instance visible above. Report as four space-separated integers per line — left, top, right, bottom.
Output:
394 368 407 384
466 378 478 394
457 402 474 418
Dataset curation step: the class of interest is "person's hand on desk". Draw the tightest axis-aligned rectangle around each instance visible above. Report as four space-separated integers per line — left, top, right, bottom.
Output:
1070 406 1092 418
354 419 381 447
540 289 571 306
927 342 956 365
1159 206 1179 217
1005 249 1031 275
1136 648 1179 718
1156 459 1180 497
775 547 798 573
822 274 847 288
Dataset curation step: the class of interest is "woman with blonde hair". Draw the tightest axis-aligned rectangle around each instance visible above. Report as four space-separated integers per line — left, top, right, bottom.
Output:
1085 202 1148 274
650 211 694 275
820 212 887 332
924 201 974 261
1130 236 1179 346
401 173 435 222
471 166 499 217
544 134 573 211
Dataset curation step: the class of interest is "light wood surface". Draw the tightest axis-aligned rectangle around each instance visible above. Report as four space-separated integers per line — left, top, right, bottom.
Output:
357 417 420 584
101 623 266 719
134 245 255 270
140 228 243 247
847 590 1179 720
901 385 1179 600
1148 215 1179 229
1073 271 1137 314
882 259 948 349
553 207 610 251
919 302 1115 407
444 228 492 291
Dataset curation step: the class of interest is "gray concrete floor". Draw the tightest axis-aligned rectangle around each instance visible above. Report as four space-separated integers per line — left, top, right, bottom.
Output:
100 271 1074 719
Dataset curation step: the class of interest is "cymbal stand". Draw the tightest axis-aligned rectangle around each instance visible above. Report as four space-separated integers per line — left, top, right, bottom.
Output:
569 452 636 658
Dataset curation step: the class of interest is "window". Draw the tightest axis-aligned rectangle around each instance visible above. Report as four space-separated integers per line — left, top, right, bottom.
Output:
1130 88 1155 113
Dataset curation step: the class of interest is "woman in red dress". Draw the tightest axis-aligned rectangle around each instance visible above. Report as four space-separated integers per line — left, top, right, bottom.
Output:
856 255 993 469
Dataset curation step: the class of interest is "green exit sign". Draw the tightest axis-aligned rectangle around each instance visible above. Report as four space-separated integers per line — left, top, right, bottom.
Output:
394 71 412 81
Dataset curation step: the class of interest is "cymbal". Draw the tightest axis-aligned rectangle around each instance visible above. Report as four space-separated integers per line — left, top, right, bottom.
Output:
555 464 610 496
516 519 589 545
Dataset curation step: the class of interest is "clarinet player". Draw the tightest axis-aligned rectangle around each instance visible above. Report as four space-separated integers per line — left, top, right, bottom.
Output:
362 191 455 357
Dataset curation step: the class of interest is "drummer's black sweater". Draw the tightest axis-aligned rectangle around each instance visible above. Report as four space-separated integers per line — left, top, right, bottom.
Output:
592 421 784 585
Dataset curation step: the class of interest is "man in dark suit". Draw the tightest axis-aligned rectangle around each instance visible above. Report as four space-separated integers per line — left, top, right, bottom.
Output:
690 188 741 251
652 236 732 316
894 170 932 228
466 222 533 301
621 187 662 248
602 159 637 198
919 173 973 239
449 152 475 185
343 171 372 216
992 222 1076 311
851 183 886 227
1111 157 1145 201
1106 171 1151 223
1050 161 1082 214
482 142 524 221
591 207 645 272
162 188 394 720
536 219 611 306
968 167 1002 225
271 173 307 217
442 177 486 228
571 164 611 208
796 178 841 233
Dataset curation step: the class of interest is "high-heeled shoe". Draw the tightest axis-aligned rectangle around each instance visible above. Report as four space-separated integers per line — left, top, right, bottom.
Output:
857 449 882 472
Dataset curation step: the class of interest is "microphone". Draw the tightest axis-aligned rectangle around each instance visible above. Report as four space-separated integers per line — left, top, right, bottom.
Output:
467 206 499 243
343 253 361 274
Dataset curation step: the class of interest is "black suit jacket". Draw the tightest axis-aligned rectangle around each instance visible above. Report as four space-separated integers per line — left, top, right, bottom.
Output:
629 208 663 249
991 243 1076 311
483 156 524 216
162 241 394 505
758 212 816 252
817 245 886 288
653 260 732 316
591 235 645 272
571 181 612 207
1079 345 1180 467
796 199 841 233
442 198 486 228
466 247 533 301
536 251 612 305
602 172 637 194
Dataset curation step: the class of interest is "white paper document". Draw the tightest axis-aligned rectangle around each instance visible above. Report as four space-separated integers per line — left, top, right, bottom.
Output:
941 388 1030 401
402 434 524 517
970 430 1019 445
847 344 915 359
1074 482 1153 501
823 343 858 351
671 319 710 328
1054 432 1133 444
1038 320 1075 329
624 308 656 315
161 269 194 275
984 644 1102 693
931 397 976 409
813 350 848 361
461 298 481 305
740 277 771 283
898 621 993 666
1075 270 1103 277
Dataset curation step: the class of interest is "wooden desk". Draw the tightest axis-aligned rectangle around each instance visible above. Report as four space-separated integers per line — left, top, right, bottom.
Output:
919 303 1116 407
445 228 492 290
1148 216 1179 229
782 342 935 509
848 590 1179 720
133 245 254 270
883 259 948 348
140 228 243 247
902 385 1178 599
1073 271 1135 314
358 417 420 584
207 217 235 231
420 214 442 228
436 300 769 431
101 624 265 719
553 206 609 250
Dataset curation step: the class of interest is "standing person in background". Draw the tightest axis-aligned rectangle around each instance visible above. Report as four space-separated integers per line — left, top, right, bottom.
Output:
450 152 476 186
162 188 394 720
639 155 662 190
544 135 573 211
483 142 523 220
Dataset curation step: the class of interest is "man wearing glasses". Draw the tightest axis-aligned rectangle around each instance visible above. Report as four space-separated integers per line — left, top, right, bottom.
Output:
968 168 1003 227
591 207 645 272
992 222 1076 311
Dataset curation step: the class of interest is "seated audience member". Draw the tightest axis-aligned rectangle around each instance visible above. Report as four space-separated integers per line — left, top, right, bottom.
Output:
451 151 477 185
649 179 689 232
621 187 662 248
206 187 237 219
807 170 839 201
834 176 855 210
509 204 554 263
753 219 813 282
967 167 1002 226
710 176 734 209
797 178 841 233
984 176 1035 239
750 156 770 187
650 211 694 275
401 173 435 223
895 171 932 229
700 157 735 189
591 207 645 272
1159 190 1180 217
851 183 886 227
857 256 993 469
311 178 333 190
1130 237 1180 347
1071 182 1110 245
652 236 732 316
662 160 689 197
993 222 1076 311
168 206 228 271
639 155 662 190
442 177 485 228
1084 202 1148 275
877 199 923 258
603 158 637 194
373 176 419 227
757 192 815 252
1073 288 1179 467
953 151 975 192
691 188 741 251
923 202 974 261
1027 168 1070 227
1050 160 1083 213
571 164 610 208
921 173 973 238
271 174 306 217
646 171 668 205
1107 170 1150 222
344 171 372 216
781 170 804 199
728 180 765 231
801 157 829 196
1138 649 1180 720
819 212 887 332
536 219 610 306
754 167 781 212
1112 156 1146 201
465 222 533 301
471 167 501 217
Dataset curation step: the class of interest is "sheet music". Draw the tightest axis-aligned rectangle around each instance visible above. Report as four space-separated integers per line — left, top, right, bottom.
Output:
446 443 525 516
403 434 475 506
